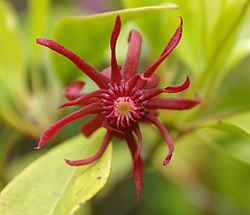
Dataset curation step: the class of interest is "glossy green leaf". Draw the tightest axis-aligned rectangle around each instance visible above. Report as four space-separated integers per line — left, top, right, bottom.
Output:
201 112 250 139
0 129 112 215
122 0 206 74
123 0 250 94
208 121 250 139
193 0 250 94
49 4 178 84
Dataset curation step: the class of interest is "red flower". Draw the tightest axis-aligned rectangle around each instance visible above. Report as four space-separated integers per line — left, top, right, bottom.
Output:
36 15 200 200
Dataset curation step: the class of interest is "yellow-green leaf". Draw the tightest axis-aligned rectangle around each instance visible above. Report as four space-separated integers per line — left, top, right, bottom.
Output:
49 4 178 84
0 129 112 215
201 112 250 139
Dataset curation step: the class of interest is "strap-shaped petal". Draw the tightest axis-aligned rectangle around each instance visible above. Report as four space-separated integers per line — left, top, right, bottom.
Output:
121 30 142 81
145 113 174 166
110 16 122 83
165 75 190 93
125 130 144 201
65 131 112 166
58 90 103 108
36 38 109 89
35 103 101 149
142 17 183 78
148 95 201 110
80 114 103 137
133 124 143 167
63 81 85 101
143 75 190 100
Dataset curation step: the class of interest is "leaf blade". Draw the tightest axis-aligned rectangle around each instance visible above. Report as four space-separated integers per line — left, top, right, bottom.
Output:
49 4 178 84
0 129 112 215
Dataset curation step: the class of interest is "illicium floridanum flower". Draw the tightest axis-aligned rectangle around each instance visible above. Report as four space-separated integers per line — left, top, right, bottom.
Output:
36 15 200 200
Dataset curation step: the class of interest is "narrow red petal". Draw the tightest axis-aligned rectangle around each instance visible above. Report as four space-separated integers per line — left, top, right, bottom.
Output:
125 131 143 201
80 114 103 137
64 81 85 101
121 30 142 81
148 95 201 110
144 74 160 89
36 38 109 89
142 17 183 78
65 131 112 166
143 88 164 100
133 124 143 166
102 121 125 137
165 75 190 93
110 16 122 83
35 103 101 149
128 74 159 90
145 113 174 166
59 90 103 108
143 76 190 100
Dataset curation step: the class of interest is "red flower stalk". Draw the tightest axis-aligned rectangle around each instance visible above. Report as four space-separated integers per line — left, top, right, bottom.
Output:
36 15 200 200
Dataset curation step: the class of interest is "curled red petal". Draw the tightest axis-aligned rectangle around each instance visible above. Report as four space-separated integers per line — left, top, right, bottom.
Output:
121 30 142 81
65 131 112 166
35 103 101 149
58 90 103 108
110 15 122 83
148 95 201 110
145 113 174 166
143 75 190 100
64 81 85 101
80 114 103 137
133 124 143 167
165 75 190 93
142 17 183 78
36 38 109 89
125 131 143 201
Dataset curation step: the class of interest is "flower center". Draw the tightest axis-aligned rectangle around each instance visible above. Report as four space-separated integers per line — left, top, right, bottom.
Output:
116 97 133 115
101 82 147 128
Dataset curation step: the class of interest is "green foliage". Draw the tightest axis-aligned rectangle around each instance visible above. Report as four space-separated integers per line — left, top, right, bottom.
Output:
205 111 250 140
0 129 112 215
50 4 178 84
0 0 250 214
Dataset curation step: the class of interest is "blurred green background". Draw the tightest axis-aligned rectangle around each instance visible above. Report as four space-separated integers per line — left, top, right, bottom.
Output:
0 0 250 215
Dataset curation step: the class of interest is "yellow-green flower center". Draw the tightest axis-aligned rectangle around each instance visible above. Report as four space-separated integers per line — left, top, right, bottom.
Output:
101 83 146 128
117 102 132 115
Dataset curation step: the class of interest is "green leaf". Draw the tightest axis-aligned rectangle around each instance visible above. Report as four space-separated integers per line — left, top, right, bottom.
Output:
201 112 250 139
0 1 25 82
193 0 250 94
49 4 178 84
28 0 50 53
0 129 112 215
0 1 28 108
122 0 206 74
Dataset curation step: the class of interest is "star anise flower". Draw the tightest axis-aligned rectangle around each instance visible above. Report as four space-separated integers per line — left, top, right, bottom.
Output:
36 15 200 200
